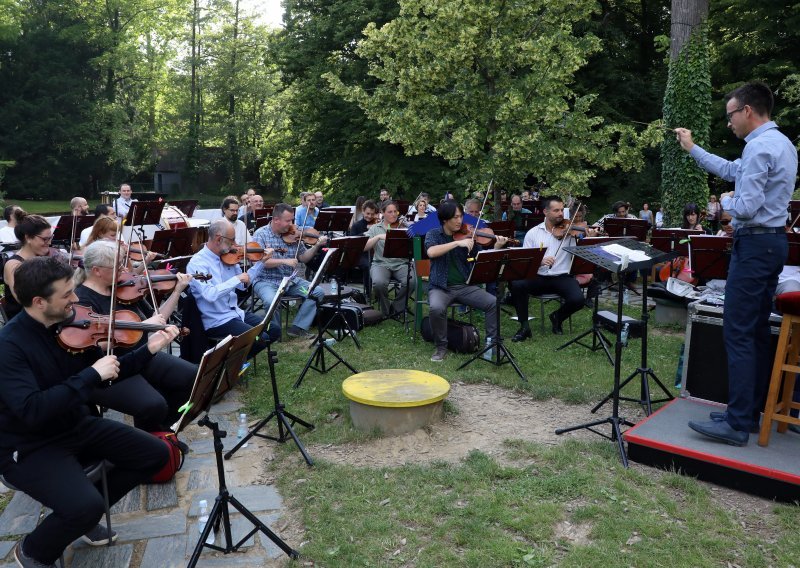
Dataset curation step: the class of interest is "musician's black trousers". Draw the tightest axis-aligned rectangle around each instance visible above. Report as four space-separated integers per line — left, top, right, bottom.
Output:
510 274 585 326
3 416 167 564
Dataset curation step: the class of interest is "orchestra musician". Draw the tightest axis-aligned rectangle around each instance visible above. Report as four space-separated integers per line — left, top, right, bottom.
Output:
509 196 599 340
187 219 278 357
70 196 89 217
114 184 136 219
0 204 25 243
78 204 116 247
425 200 508 362
221 196 249 246
364 201 413 318
501 194 532 240
595 200 637 233
243 194 264 232
0 256 173 566
3 214 64 321
74 240 196 432
295 192 319 229
251 204 328 339
349 199 379 296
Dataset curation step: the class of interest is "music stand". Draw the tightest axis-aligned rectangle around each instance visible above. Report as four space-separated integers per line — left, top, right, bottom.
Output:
688 235 732 282
225 276 315 465
556 236 629 364
458 247 544 380
650 228 704 279
555 239 671 466
168 199 199 217
314 209 352 234
602 218 650 241
52 215 96 243
294 240 365 389
124 200 165 229
149 227 199 272
174 337 299 566
382 229 415 328
487 220 515 238
520 214 544 233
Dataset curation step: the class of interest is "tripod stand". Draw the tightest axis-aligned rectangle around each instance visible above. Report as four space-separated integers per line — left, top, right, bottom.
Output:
457 247 544 381
555 239 669 466
225 345 315 465
591 269 673 416
188 415 298 566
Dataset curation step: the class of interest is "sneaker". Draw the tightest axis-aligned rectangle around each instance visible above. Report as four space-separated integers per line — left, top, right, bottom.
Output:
287 325 315 339
430 347 447 362
80 523 118 546
14 540 56 567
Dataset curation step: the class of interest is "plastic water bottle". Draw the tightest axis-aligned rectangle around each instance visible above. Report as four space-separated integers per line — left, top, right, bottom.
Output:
621 323 630 347
330 278 339 295
198 499 215 545
324 337 337 347
622 288 630 305
237 413 248 448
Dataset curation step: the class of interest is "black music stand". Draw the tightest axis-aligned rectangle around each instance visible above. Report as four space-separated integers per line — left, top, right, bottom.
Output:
556 239 671 466
124 200 164 229
556 237 628 364
688 235 732 282
314 209 352 234
149 227 199 272
168 199 199 217
458 247 544 380
487 220 515 238
225 277 315 465
382 228 415 329
52 215 96 244
650 228 704 280
294 240 366 389
602 218 650 241
174 337 298 566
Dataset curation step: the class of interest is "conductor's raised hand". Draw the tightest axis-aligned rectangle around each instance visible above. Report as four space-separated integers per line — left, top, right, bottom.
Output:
674 128 695 152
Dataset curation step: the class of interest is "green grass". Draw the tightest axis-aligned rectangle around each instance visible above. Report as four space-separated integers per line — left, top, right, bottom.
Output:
7 199 72 215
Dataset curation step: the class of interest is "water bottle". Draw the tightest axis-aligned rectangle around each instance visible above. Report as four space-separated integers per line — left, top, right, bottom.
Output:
237 413 248 448
198 499 215 545
620 323 630 347
622 288 630 305
324 337 337 347
330 278 339 295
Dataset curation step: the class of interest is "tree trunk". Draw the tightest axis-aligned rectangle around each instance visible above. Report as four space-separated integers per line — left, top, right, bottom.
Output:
670 0 709 60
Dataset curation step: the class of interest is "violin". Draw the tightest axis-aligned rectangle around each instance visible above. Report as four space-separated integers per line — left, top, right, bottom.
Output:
220 242 282 265
658 257 697 285
115 270 210 304
453 224 519 247
551 220 591 240
128 245 166 262
282 224 321 246
56 304 189 353
388 218 409 229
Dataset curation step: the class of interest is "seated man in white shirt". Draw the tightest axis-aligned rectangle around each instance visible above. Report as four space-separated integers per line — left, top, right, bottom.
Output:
187 219 279 356
114 184 136 219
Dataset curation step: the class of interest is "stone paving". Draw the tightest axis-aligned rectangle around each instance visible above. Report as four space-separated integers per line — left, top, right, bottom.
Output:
0 393 294 568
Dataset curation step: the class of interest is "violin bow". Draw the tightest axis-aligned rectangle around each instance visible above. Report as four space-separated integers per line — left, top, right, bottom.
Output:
469 179 493 243
68 213 78 266
131 228 160 314
295 202 312 261
551 199 582 261
106 216 126 358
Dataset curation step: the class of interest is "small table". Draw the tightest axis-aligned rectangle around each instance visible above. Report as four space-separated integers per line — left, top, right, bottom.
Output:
342 369 450 436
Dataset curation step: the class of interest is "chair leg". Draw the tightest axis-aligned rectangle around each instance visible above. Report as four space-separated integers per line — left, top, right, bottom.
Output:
100 462 113 547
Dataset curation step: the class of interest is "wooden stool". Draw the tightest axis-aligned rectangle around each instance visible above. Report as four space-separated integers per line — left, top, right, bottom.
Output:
759 292 800 446
342 369 450 436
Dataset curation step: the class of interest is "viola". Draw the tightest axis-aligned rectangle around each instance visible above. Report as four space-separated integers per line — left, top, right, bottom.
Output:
453 223 518 247
551 220 592 240
658 257 697 285
282 224 321 246
115 270 210 303
220 242 282 265
56 304 188 353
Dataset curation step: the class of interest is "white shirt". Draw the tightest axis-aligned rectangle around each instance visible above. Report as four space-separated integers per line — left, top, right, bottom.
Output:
79 226 92 247
114 197 136 218
232 219 248 246
0 226 18 243
522 222 575 276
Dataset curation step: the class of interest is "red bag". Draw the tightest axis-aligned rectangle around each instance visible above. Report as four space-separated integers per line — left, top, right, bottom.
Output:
149 431 186 483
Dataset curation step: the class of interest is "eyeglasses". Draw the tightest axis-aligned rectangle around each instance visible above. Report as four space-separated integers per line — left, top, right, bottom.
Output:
219 235 236 243
726 106 745 121
34 234 53 243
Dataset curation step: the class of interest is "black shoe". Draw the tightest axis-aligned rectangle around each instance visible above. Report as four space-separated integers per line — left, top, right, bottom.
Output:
688 419 749 446
710 411 759 433
549 312 563 335
512 328 532 342
14 540 56 567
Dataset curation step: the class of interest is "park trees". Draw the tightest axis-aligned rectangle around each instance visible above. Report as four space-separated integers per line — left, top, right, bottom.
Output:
327 0 661 204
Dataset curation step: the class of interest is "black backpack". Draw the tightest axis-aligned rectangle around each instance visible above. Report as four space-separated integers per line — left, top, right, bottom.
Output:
420 316 480 353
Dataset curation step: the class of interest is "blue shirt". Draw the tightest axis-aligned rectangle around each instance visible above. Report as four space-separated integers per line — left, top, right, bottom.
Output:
294 206 318 228
251 224 308 286
186 245 264 330
689 121 797 229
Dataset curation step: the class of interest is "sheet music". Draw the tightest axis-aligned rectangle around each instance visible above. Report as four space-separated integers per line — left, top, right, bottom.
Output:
601 243 651 263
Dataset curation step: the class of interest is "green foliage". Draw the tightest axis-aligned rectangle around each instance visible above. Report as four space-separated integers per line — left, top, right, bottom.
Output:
661 26 711 225
328 0 661 198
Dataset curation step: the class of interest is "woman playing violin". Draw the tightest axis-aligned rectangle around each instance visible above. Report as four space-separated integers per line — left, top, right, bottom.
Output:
2 214 67 320
84 216 158 273
364 200 413 318
411 198 429 223
74 240 196 432
509 196 599 341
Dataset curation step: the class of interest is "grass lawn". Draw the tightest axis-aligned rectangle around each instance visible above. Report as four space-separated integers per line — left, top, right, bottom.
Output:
240 302 800 567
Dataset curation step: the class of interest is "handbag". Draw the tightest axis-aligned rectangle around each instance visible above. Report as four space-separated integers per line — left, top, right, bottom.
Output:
149 431 187 483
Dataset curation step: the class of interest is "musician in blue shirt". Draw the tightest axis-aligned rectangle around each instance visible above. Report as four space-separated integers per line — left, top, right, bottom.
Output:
676 82 798 446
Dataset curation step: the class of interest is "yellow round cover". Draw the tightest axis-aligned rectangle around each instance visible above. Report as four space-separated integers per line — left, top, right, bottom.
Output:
342 369 450 408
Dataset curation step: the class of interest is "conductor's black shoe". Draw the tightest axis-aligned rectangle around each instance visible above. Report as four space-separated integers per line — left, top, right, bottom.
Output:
511 328 532 342
14 540 56 567
688 419 749 446
709 411 760 433
549 313 563 335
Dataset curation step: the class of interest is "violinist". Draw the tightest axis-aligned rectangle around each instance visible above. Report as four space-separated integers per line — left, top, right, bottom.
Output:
425 200 508 362
349 195 367 231
84 216 157 274
364 201 413 318
2 214 65 321
251 204 328 339
509 196 599 340
78 204 116 247
221 196 248 246
74 241 196 432
0 256 173 565
411 198 429 223
716 211 734 237
187 219 279 354
501 194 532 240
114 183 136 219
243 194 264 233
680 203 706 232
348 200 379 295
595 200 637 234
294 192 319 229
70 196 90 217
0 204 25 243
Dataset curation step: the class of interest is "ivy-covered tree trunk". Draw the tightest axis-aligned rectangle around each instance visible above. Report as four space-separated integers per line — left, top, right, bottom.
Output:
661 1 710 227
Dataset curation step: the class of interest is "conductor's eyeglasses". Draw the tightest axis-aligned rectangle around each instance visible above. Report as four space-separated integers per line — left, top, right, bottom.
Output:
726 106 745 121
